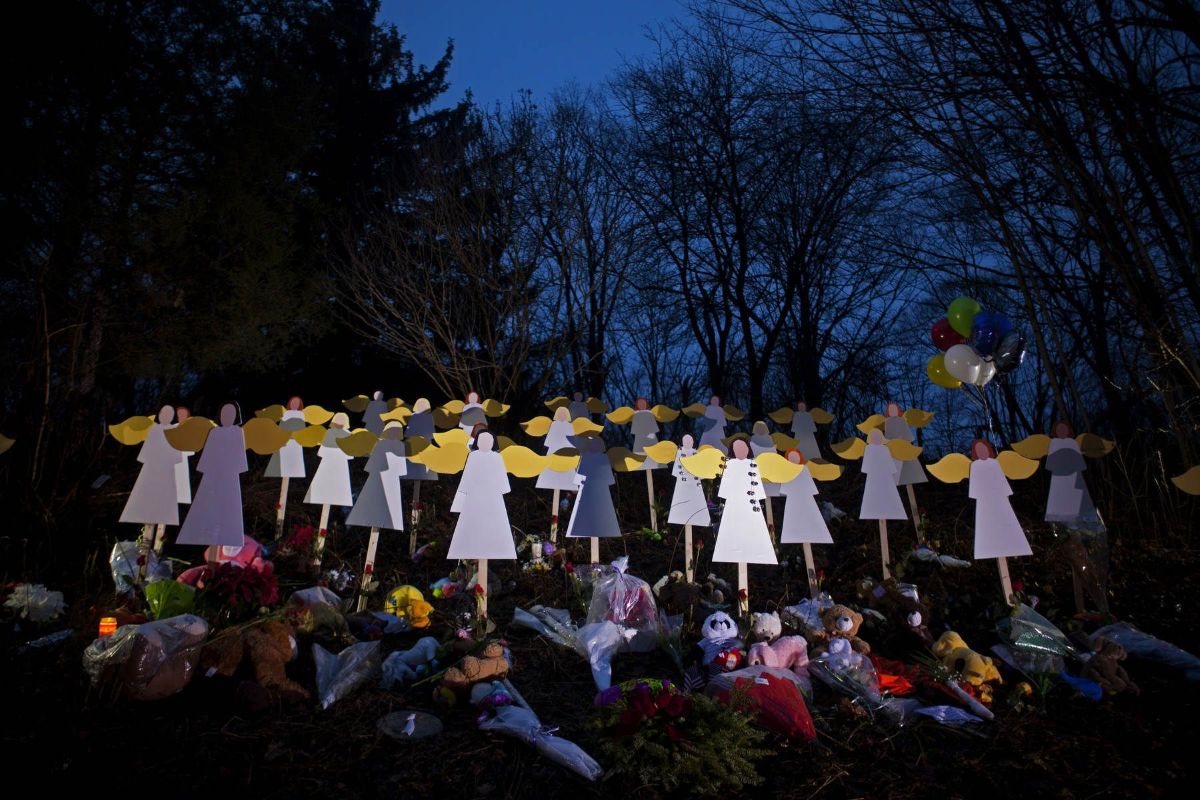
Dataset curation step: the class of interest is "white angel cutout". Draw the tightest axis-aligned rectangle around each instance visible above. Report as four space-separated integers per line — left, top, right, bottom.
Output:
172 406 194 506
767 401 835 461
256 396 335 540
566 435 622 562
119 405 184 528
668 434 709 582
347 422 407 531
777 449 841 599
711 440 777 567
607 398 681 531
1012 422 1112 529
543 391 609 422
264 397 307 479
447 432 516 560
519 408 604 541
304 412 354 508
684 395 746 454
857 403 935 533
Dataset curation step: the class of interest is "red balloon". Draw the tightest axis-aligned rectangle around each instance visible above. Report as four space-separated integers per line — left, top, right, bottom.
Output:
931 318 965 351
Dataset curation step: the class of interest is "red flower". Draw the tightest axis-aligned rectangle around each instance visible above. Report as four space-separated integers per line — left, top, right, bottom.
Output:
473 583 485 596
1012 580 1025 594
738 589 748 601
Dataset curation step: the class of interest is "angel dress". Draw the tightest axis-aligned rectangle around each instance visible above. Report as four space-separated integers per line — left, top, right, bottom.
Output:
120 423 184 526
566 446 621 539
402 411 437 482
346 439 407 530
779 467 832 544
177 425 247 546
1044 438 1100 527
363 397 388 436
265 409 306 480
458 401 486 432
791 411 822 461
711 457 777 564
304 429 353 507
535 419 578 491
970 457 1032 559
883 416 927 486
447 448 516 559
631 410 666 470
697 405 729 453
667 445 711 527
175 450 194 505
568 398 590 421
859 443 908 520
750 434 782 497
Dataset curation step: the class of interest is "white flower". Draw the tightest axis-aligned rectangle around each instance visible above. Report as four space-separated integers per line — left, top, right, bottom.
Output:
4 583 66 621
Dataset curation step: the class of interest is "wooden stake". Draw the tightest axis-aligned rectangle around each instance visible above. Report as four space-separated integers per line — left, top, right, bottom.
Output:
905 484 924 543
590 537 599 564
802 542 818 599
645 470 658 532
550 488 561 543
477 558 488 619
152 523 167 555
737 562 749 617
763 497 776 544
313 503 331 568
997 556 1015 606
356 526 381 613
408 482 422 557
136 524 154 584
275 477 290 541
684 524 694 583
878 519 891 580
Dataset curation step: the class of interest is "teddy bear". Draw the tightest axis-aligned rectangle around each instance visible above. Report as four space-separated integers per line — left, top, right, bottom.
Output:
653 571 702 615
385 585 433 628
811 604 870 656
441 642 509 692
685 611 744 690
381 635 440 688
932 631 1002 688
1082 637 1140 696
200 619 309 703
747 611 809 677
856 577 933 647
700 573 734 607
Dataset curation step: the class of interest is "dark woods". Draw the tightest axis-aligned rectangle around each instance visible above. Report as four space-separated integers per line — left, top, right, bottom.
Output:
2 0 1197 570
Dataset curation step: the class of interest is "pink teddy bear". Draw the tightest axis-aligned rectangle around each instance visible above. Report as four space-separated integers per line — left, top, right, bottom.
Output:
747 611 809 677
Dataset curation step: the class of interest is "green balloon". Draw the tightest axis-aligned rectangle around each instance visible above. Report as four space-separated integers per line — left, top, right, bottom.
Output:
947 296 981 337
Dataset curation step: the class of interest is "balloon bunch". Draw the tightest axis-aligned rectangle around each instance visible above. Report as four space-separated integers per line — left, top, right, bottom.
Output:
927 296 1026 390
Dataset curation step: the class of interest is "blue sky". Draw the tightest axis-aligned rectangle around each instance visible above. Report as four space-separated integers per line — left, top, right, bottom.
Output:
378 0 685 108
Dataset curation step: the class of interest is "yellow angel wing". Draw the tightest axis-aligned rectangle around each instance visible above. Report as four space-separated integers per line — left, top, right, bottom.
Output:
165 416 215 452
608 447 647 472
928 452 972 484
411 442 469 474
903 408 935 429
292 425 328 448
651 404 680 423
404 435 432 456
335 429 378 457
722 404 746 421
545 452 580 473
586 397 609 413
1077 433 1115 459
0 434 14 455
108 415 156 446
856 414 886 435
521 416 553 437
758 452 804 484
997 450 1040 480
432 408 461 429
681 447 725 479
1011 434 1051 460
807 459 843 481
501 445 549 478
380 406 411 423
482 399 510 417
496 435 518 450
831 436 866 460
303 405 335 426
767 407 795 425
342 395 370 413
441 399 466 414
387 397 407 410
572 417 604 435
605 406 635 425
243 417 291 455
255 404 285 422
770 432 799 451
681 403 707 418
810 408 835 425
1171 465 1200 495
643 440 679 465
544 395 570 411
721 433 749 451
435 429 471 448
886 439 923 461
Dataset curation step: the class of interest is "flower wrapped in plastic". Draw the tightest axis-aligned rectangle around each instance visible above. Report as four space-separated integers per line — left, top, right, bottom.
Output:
480 703 602 781
4 583 66 622
809 640 885 711
996 603 1080 659
585 557 659 653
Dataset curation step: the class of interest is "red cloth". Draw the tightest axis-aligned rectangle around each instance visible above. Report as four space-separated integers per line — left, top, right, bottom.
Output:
716 672 816 742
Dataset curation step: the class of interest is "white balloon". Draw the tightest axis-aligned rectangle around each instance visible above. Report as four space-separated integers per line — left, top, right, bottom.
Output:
974 359 997 387
944 344 982 384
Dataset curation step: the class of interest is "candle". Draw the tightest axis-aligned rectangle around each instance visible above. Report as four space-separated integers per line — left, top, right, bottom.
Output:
98 617 118 637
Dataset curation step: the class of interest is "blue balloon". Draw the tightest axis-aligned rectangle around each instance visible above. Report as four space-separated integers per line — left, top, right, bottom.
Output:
971 311 1000 356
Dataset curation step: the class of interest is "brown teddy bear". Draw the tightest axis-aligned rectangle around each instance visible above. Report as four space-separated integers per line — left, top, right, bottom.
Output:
441 642 509 692
200 620 310 703
811 604 870 655
1082 638 1140 696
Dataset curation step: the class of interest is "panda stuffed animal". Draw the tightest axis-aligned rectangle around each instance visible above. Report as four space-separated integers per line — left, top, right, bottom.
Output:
685 611 745 690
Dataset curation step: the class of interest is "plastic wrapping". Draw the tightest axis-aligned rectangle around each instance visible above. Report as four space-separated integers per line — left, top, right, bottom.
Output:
1090 622 1200 681
781 593 833 637
709 664 811 697
381 636 439 688
990 643 1064 678
3 583 66 621
585 557 659 653
914 705 983 726
313 641 380 709
513 604 641 691
512 606 576 648
709 672 816 741
997 604 1079 659
290 586 344 608
109 541 172 594
82 614 209 701
479 703 603 781
809 646 884 709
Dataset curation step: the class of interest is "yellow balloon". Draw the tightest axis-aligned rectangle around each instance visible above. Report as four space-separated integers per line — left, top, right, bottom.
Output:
927 354 962 389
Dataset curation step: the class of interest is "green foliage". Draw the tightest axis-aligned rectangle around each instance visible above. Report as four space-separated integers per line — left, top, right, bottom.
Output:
143 580 196 620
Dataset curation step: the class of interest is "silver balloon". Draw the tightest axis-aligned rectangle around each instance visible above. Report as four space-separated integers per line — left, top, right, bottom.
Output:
994 331 1027 374
974 358 997 387
944 343 983 384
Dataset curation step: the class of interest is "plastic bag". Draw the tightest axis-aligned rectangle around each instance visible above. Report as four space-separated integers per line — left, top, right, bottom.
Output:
914 705 983 726
109 541 171 594
585 557 659 653
290 586 343 608
990 643 1064 678
1090 622 1200 681
997 604 1080 659
479 703 602 781
313 641 380 709
781 593 833 637
512 606 626 691
82 614 209 701
512 606 577 649
809 645 884 709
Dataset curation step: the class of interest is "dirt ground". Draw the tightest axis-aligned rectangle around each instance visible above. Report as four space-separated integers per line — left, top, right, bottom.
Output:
3 465 1198 799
